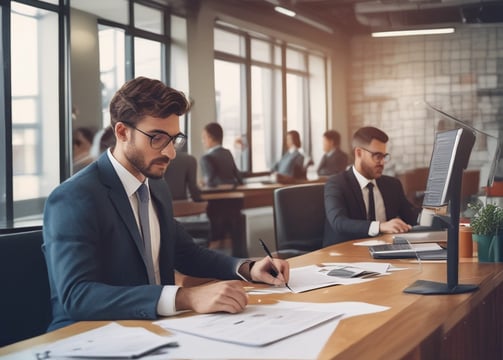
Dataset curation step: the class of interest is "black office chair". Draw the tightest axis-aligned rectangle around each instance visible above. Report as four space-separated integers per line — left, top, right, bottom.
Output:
0 228 52 346
273 183 325 258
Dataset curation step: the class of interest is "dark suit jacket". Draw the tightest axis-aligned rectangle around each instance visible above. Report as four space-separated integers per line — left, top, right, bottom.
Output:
163 152 201 201
43 153 241 331
200 147 243 187
317 149 348 177
323 168 419 246
272 150 305 179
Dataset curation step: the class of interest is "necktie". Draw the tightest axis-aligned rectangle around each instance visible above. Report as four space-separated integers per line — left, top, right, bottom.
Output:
367 182 376 221
136 184 156 284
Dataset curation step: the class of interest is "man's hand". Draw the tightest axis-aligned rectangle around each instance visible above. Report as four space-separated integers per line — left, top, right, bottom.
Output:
175 280 248 314
379 218 412 234
249 257 290 286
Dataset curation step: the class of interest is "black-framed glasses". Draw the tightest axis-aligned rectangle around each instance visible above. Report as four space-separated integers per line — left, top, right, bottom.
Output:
360 147 391 162
123 122 187 150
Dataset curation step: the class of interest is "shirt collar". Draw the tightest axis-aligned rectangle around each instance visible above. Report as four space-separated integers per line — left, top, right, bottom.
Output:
352 166 376 190
288 146 298 154
206 144 222 154
106 149 149 198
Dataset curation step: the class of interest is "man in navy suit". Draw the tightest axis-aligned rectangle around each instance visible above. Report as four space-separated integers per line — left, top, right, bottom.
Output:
323 126 419 246
43 77 289 331
200 122 246 256
200 122 243 188
317 130 348 177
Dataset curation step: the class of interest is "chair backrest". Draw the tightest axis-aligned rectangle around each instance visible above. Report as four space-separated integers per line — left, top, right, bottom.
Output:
0 229 52 346
273 183 325 257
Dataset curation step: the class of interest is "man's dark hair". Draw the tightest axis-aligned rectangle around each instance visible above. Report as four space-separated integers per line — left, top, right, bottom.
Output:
287 130 301 148
109 76 191 127
204 122 224 144
352 126 388 149
323 130 341 147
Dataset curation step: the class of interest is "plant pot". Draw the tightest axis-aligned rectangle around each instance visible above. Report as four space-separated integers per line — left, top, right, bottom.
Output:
473 234 495 262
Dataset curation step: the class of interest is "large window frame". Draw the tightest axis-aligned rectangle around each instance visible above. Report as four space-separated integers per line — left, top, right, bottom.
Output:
214 22 328 176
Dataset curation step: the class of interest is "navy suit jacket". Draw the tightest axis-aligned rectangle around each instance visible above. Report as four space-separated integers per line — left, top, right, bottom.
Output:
43 153 241 331
200 147 243 187
323 168 419 246
317 149 348 177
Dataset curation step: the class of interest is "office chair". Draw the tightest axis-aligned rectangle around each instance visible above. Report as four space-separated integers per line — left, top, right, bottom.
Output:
0 229 52 347
273 183 325 258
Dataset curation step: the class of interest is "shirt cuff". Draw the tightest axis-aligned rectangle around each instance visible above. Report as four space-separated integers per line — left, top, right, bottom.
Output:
236 259 253 282
156 285 181 316
368 221 380 237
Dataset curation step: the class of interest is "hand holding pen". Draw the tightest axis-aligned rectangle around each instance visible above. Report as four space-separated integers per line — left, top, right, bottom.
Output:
258 238 293 292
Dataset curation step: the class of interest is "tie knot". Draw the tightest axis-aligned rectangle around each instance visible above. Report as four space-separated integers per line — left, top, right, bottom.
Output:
137 183 149 203
367 182 374 190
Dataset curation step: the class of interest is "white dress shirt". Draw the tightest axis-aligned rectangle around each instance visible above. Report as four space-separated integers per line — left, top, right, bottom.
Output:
352 166 386 236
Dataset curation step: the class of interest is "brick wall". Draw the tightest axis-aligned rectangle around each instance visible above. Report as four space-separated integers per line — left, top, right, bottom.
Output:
349 25 503 185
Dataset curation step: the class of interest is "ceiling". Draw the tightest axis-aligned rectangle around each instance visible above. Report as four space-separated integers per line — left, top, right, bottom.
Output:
251 0 503 35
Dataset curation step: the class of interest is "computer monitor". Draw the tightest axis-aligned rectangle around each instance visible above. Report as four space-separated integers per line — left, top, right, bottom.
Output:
404 127 478 295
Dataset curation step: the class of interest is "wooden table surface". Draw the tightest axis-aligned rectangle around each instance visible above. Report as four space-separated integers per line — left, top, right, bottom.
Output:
1 236 502 359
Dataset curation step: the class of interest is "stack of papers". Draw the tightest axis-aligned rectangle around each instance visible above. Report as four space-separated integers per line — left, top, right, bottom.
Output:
34 323 177 359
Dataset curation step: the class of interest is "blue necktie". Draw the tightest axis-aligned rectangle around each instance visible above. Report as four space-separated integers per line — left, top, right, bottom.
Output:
136 184 156 284
367 182 376 221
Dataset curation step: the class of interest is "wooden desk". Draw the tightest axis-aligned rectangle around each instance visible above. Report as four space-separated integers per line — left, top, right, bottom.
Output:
1 238 502 359
201 178 325 209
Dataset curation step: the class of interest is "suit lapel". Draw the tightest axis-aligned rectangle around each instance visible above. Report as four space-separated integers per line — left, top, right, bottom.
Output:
346 169 367 219
96 154 149 269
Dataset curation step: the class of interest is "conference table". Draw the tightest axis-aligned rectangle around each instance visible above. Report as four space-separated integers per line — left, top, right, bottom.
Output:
1 236 502 359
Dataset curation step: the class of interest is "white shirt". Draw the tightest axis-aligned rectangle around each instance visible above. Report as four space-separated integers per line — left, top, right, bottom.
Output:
352 166 386 236
106 150 179 316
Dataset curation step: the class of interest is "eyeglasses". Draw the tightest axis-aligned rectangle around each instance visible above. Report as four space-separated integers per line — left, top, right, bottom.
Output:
123 122 187 150
360 147 391 162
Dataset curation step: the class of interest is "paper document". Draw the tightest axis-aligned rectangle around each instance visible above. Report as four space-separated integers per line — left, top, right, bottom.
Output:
153 301 390 360
37 322 177 359
393 230 447 243
155 304 342 347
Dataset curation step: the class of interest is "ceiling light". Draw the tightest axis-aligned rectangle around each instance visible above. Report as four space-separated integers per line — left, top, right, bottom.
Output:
274 6 296 17
371 27 455 38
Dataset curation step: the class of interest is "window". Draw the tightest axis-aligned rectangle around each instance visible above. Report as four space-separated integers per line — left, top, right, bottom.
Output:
1 1 63 228
214 23 327 175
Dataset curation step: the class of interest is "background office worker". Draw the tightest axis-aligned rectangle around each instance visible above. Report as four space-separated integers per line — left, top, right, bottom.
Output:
317 130 349 177
200 122 243 188
43 77 289 331
164 151 202 201
323 126 418 246
200 122 246 256
271 130 305 182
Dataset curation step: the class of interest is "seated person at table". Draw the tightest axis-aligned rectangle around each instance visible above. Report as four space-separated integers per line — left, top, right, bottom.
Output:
317 130 348 177
323 126 418 246
43 76 289 331
271 130 305 182
164 151 202 201
200 122 243 188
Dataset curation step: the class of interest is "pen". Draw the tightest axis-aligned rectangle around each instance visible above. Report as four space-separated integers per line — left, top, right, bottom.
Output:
258 238 293 292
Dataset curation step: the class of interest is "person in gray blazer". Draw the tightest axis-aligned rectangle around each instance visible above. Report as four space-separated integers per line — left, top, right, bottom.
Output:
317 130 348 177
164 151 201 201
323 126 419 246
43 77 289 331
272 130 305 181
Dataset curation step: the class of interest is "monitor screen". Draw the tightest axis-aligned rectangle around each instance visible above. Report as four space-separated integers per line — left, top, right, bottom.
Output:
422 128 475 208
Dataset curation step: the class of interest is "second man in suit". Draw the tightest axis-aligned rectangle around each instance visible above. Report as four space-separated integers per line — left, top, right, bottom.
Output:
323 126 419 246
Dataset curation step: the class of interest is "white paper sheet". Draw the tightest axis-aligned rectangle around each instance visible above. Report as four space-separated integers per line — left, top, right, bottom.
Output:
155 304 342 347
152 301 390 360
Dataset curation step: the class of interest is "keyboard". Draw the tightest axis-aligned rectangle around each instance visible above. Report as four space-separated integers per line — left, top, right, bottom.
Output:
369 243 443 259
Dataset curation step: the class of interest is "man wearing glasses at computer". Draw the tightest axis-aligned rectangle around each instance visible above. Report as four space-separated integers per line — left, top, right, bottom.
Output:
323 126 419 246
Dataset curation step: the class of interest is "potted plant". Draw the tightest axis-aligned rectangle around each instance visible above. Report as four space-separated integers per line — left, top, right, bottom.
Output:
468 202 503 262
